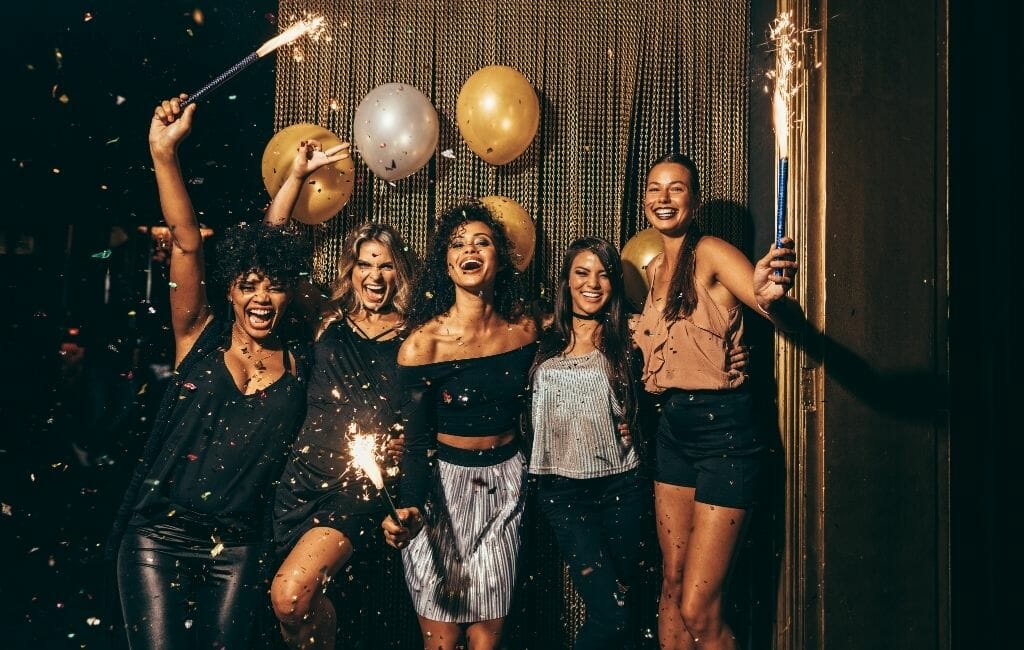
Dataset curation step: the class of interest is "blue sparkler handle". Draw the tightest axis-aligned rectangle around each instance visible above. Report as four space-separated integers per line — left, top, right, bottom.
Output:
775 157 788 248
181 51 259 108
774 158 789 277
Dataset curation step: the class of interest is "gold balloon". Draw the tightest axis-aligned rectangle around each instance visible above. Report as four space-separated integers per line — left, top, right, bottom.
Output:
480 195 536 272
261 123 355 225
621 228 665 309
456 66 540 166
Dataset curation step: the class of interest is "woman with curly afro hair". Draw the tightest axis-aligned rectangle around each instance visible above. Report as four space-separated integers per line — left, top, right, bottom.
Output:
110 96 310 650
382 200 538 650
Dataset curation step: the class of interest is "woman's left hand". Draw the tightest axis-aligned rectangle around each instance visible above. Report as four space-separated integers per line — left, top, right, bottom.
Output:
753 237 798 313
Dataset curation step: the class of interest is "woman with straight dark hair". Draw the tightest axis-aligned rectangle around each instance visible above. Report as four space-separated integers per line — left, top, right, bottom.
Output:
527 236 651 648
635 153 800 650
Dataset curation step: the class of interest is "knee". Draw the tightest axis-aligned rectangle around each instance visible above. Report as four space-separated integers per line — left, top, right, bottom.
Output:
679 596 723 639
270 574 317 627
660 563 685 600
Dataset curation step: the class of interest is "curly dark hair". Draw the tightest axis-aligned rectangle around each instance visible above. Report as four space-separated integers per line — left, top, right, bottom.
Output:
406 200 526 330
210 222 310 294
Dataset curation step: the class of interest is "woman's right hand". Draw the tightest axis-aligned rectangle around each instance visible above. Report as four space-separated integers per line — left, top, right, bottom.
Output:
149 95 195 158
381 507 424 549
290 138 350 179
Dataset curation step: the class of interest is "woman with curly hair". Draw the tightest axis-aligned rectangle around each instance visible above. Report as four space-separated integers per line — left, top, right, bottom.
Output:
261 140 418 649
381 200 537 650
110 96 310 649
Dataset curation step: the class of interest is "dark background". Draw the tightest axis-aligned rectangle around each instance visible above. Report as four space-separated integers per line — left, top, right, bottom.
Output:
1 2 280 647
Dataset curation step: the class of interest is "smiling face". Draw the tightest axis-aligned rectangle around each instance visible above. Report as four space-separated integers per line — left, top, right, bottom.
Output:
446 220 499 291
568 250 612 317
228 272 292 341
351 239 398 313
644 162 699 236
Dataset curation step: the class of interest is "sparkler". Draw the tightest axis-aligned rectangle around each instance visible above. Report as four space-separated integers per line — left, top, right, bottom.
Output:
348 425 401 524
180 16 325 108
769 12 800 267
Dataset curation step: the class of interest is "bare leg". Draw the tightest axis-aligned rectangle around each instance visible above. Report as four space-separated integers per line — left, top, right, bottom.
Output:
465 617 505 650
271 527 354 649
678 502 747 649
655 482 698 650
417 616 463 650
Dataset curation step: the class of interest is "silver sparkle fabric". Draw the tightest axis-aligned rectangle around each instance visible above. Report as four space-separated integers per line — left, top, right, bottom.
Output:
529 350 639 478
401 452 526 622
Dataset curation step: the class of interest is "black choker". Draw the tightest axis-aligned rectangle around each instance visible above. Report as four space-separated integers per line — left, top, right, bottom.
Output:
572 311 603 321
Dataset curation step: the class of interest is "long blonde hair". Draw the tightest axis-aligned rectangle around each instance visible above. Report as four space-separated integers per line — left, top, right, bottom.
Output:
316 223 417 339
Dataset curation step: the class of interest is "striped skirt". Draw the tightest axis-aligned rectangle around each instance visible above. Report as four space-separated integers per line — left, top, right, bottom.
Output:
401 442 526 622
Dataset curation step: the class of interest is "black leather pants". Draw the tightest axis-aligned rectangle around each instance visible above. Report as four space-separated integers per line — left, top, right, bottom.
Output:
117 521 265 649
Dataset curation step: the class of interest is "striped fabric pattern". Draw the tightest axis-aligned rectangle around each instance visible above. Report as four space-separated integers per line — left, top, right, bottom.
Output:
401 453 527 622
529 350 640 478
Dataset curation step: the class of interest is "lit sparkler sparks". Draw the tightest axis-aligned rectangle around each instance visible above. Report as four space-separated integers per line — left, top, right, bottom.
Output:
348 425 401 524
180 15 325 108
768 11 801 257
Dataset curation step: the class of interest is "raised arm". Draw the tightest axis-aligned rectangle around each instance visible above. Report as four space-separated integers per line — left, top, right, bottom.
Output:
704 236 802 333
264 139 351 227
148 95 212 361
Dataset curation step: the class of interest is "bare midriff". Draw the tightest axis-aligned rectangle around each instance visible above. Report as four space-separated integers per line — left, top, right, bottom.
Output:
437 431 517 450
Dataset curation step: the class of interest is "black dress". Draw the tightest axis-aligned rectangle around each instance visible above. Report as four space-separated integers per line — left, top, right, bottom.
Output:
273 317 404 554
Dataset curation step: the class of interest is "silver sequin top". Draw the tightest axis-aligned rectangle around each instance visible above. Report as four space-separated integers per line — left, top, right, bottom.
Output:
529 349 639 478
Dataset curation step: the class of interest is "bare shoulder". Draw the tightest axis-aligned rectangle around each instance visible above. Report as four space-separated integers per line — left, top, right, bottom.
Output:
505 313 540 347
398 325 440 366
696 235 750 269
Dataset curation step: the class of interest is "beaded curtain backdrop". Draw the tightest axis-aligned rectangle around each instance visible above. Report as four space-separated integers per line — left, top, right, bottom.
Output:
273 1 750 647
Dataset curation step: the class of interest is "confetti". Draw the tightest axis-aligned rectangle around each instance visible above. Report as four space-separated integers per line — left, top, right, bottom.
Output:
1 503 11 516
91 249 112 259
440 149 456 159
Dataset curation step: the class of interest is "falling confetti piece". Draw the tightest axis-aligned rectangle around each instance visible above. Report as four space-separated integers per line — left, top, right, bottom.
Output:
54 48 63 69
116 95 126 105
91 249 112 259
210 541 224 557
440 149 456 159
86 617 101 626
168 281 178 288
184 619 193 629
84 12 93 22
105 137 120 145
192 8 205 25
58 94 70 104
200 491 212 500
1 503 12 516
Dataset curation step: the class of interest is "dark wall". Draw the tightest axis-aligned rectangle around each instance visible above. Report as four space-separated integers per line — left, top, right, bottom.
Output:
949 0 1011 647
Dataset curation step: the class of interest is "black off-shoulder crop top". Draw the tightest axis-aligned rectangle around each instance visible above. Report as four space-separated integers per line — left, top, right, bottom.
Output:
396 342 537 510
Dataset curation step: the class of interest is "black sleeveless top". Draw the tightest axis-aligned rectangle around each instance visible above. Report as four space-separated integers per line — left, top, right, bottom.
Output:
129 319 308 535
397 343 537 510
296 317 404 452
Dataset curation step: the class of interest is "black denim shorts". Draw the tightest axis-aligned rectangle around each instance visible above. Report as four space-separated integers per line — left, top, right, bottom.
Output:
654 388 764 508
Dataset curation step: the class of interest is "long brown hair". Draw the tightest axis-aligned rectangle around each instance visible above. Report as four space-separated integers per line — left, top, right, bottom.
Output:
532 237 637 426
648 152 703 320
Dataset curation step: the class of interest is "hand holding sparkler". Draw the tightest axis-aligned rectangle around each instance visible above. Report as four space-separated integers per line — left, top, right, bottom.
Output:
180 16 325 108
769 12 800 271
348 428 402 524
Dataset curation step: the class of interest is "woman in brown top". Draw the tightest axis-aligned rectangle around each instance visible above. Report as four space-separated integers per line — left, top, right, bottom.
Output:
635 153 799 650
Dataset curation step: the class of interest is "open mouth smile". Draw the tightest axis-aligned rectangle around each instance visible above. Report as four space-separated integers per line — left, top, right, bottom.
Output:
246 307 275 329
459 258 483 272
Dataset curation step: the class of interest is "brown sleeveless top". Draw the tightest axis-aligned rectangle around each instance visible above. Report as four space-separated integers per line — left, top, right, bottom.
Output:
632 254 746 393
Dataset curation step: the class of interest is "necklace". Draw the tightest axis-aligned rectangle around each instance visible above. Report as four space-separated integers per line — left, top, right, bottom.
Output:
572 311 603 321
